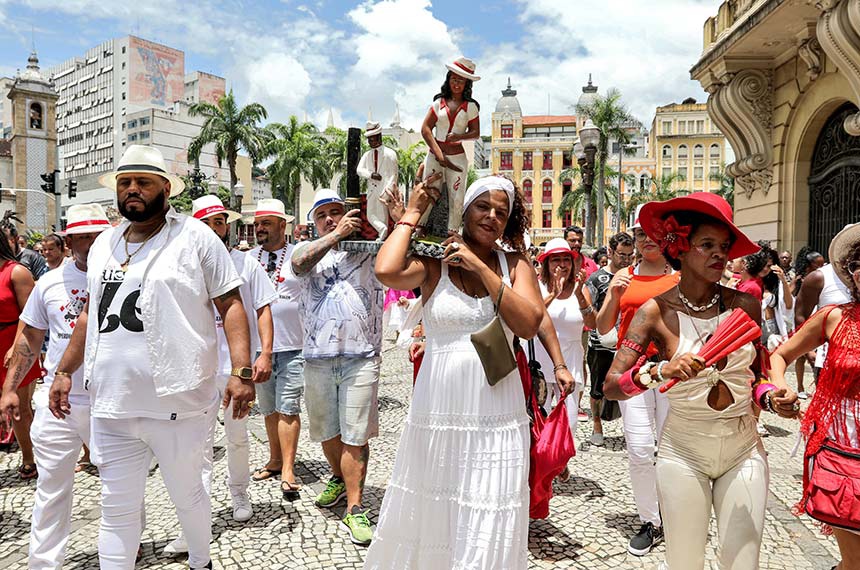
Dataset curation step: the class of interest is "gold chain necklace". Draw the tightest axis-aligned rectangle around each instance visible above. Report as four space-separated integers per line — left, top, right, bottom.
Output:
121 221 165 272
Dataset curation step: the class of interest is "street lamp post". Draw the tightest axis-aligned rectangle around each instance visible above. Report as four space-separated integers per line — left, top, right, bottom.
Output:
578 119 600 245
231 181 245 246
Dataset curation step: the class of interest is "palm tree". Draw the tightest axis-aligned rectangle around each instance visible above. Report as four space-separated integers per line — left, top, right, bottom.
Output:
265 117 329 218
625 172 688 223
396 141 428 195
558 163 627 227
576 88 635 245
187 90 269 191
709 163 735 207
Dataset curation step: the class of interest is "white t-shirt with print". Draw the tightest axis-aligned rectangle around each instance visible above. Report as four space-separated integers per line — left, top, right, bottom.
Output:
214 249 278 376
19 262 89 405
248 244 303 352
297 247 384 359
89 236 217 419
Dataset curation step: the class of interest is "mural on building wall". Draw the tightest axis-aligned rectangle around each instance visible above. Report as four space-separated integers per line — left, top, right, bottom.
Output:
196 73 226 105
128 37 184 108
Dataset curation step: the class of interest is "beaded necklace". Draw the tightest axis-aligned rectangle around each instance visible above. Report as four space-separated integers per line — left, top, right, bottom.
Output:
257 246 286 284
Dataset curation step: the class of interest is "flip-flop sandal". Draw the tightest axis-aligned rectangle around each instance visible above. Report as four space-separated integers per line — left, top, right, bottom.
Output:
251 466 282 481
281 480 302 501
75 460 93 473
18 463 38 480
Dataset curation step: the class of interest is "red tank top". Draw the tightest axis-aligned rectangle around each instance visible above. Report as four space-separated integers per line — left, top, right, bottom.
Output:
616 267 680 355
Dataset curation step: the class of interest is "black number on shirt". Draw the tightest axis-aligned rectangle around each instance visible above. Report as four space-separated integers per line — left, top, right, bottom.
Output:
98 282 144 334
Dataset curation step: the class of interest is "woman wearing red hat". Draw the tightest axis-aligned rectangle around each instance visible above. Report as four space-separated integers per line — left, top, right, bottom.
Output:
604 192 800 570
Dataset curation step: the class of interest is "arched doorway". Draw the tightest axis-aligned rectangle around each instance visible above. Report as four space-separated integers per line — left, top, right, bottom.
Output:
808 102 860 256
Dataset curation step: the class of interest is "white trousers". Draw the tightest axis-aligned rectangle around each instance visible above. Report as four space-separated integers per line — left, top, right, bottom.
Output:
202 376 250 494
90 409 213 569
657 414 769 569
366 178 391 239
619 388 669 527
28 403 90 570
420 152 469 230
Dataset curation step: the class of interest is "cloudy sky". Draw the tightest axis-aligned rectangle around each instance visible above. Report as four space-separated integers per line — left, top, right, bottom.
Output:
0 0 717 133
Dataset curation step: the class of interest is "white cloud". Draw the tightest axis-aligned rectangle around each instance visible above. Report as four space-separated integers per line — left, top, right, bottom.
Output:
238 52 312 117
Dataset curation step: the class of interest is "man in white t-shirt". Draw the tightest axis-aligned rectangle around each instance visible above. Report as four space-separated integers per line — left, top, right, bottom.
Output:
291 188 384 546
50 145 254 570
247 198 306 500
1 204 110 570
163 195 278 554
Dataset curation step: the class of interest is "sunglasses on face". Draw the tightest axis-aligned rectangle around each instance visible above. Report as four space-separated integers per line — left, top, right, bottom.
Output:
847 260 860 275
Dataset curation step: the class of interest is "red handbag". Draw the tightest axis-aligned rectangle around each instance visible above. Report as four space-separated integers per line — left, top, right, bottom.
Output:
802 438 860 532
515 342 576 519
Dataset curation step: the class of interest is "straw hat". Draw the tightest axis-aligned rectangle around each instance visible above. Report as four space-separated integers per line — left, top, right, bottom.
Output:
191 194 241 224
828 222 860 288
254 198 290 221
446 57 480 81
365 121 382 137
98 145 186 197
63 203 111 235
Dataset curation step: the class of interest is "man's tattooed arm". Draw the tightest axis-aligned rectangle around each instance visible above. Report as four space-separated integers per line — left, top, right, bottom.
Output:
291 231 341 276
2 325 44 397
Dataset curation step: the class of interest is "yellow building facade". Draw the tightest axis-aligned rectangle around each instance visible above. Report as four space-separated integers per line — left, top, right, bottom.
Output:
491 81 578 242
649 100 728 193
692 0 860 254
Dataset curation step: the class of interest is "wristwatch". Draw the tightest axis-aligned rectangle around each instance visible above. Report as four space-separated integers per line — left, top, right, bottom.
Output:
230 367 253 381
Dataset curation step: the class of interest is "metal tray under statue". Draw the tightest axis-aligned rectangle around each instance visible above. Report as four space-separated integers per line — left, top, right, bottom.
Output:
340 182 450 259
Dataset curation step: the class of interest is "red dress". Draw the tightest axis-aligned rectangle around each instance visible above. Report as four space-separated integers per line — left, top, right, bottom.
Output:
0 260 41 389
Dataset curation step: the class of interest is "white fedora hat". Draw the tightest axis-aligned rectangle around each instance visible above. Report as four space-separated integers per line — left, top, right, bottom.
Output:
446 56 480 81
308 188 344 222
254 198 289 221
98 145 186 197
191 194 241 224
365 121 382 138
63 203 112 235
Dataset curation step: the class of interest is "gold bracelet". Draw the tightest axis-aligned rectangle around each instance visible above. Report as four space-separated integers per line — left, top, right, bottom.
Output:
553 363 568 372
54 371 72 377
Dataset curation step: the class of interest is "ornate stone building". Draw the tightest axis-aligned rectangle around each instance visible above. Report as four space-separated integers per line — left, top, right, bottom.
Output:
692 0 860 255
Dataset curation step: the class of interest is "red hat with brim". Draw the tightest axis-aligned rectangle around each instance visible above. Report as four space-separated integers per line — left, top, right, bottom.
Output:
639 192 759 259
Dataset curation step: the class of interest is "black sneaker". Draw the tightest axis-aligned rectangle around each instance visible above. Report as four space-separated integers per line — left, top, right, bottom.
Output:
627 522 663 556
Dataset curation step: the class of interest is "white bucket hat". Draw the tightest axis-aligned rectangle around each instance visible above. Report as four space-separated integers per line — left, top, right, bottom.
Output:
365 121 382 138
308 188 345 222
254 198 290 221
192 194 241 224
446 57 480 81
98 145 186 197
63 203 111 235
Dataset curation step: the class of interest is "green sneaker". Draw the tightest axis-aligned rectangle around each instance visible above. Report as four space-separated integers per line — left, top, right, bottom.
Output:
314 476 346 508
340 506 373 545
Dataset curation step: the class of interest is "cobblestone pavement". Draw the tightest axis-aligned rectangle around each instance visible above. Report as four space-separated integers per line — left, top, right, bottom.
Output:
0 338 841 569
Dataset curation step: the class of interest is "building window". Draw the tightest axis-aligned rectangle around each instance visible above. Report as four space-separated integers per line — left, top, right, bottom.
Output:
678 145 688 159
662 145 672 159
542 179 553 202
29 102 43 129
140 117 150 126
697 120 704 133
640 174 651 191
522 179 533 202
523 151 533 170
500 151 513 170
128 133 137 142
562 179 572 195
710 143 720 160
140 131 150 140
710 165 721 178
121 92 126 100
121 62 125 70
662 166 672 179
694 166 703 180
501 124 513 138
542 151 553 170
693 144 704 158
562 151 572 169
678 121 686 135
662 120 672 135
122 46 126 54
542 209 552 228
562 211 572 227
127 119 137 129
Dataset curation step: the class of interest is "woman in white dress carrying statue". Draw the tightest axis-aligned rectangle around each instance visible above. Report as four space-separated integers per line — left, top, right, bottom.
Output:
368 174 555 569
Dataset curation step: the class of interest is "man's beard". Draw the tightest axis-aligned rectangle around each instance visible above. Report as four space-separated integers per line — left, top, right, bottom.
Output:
219 230 229 246
119 192 166 222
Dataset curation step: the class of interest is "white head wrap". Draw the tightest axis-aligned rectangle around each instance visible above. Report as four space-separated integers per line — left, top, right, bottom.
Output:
462 176 515 219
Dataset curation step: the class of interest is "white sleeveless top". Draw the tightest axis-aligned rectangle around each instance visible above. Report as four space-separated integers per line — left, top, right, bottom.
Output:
819 263 851 306
667 310 756 420
534 282 585 387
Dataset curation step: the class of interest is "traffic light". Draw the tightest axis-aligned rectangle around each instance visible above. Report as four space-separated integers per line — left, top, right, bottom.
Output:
40 171 55 194
68 179 77 199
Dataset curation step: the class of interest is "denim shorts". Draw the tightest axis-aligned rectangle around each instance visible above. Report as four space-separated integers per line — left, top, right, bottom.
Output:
256 350 304 416
303 356 380 447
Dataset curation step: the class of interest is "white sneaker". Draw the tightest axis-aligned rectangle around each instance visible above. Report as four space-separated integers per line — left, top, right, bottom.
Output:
589 432 605 446
798 391 809 400
231 489 253 522
163 534 188 554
